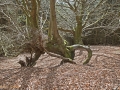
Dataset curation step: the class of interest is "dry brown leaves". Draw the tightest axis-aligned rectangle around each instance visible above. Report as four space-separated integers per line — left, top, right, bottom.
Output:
0 46 120 90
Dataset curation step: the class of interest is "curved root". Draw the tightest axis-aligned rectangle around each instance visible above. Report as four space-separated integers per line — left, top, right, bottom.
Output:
67 44 92 65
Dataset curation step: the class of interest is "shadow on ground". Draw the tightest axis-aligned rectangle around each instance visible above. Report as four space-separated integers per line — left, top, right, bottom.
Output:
0 46 120 90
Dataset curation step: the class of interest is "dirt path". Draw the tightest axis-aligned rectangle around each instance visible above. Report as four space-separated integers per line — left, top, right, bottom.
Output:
0 46 120 90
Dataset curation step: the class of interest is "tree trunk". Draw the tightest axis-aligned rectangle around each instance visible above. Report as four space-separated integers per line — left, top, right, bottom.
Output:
74 1 84 45
46 0 74 61
74 15 83 44
17 0 44 67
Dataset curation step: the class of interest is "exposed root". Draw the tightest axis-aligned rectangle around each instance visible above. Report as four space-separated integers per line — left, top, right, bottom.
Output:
67 44 92 65
44 49 76 65
18 56 36 67
44 44 92 65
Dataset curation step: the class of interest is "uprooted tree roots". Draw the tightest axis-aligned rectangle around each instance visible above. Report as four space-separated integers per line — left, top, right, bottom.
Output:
18 43 92 67
44 44 92 65
18 35 45 67
18 44 45 67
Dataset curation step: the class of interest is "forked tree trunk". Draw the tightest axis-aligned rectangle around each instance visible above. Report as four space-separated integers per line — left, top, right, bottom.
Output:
17 0 44 67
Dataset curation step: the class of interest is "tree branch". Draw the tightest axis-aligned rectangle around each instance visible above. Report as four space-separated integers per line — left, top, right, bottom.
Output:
83 26 120 32
83 11 108 29
83 0 107 28
58 28 74 34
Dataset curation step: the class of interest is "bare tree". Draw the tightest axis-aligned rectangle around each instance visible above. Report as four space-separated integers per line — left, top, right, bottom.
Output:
57 0 120 44
2 0 119 66
45 0 92 65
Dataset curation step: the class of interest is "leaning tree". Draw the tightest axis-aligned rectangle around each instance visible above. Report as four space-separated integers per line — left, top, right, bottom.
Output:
15 0 47 67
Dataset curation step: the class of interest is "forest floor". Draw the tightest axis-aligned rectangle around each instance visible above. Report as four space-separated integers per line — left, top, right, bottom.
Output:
0 46 120 90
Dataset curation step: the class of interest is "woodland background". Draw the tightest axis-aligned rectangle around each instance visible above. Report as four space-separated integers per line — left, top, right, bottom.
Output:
0 0 120 57
0 0 120 90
